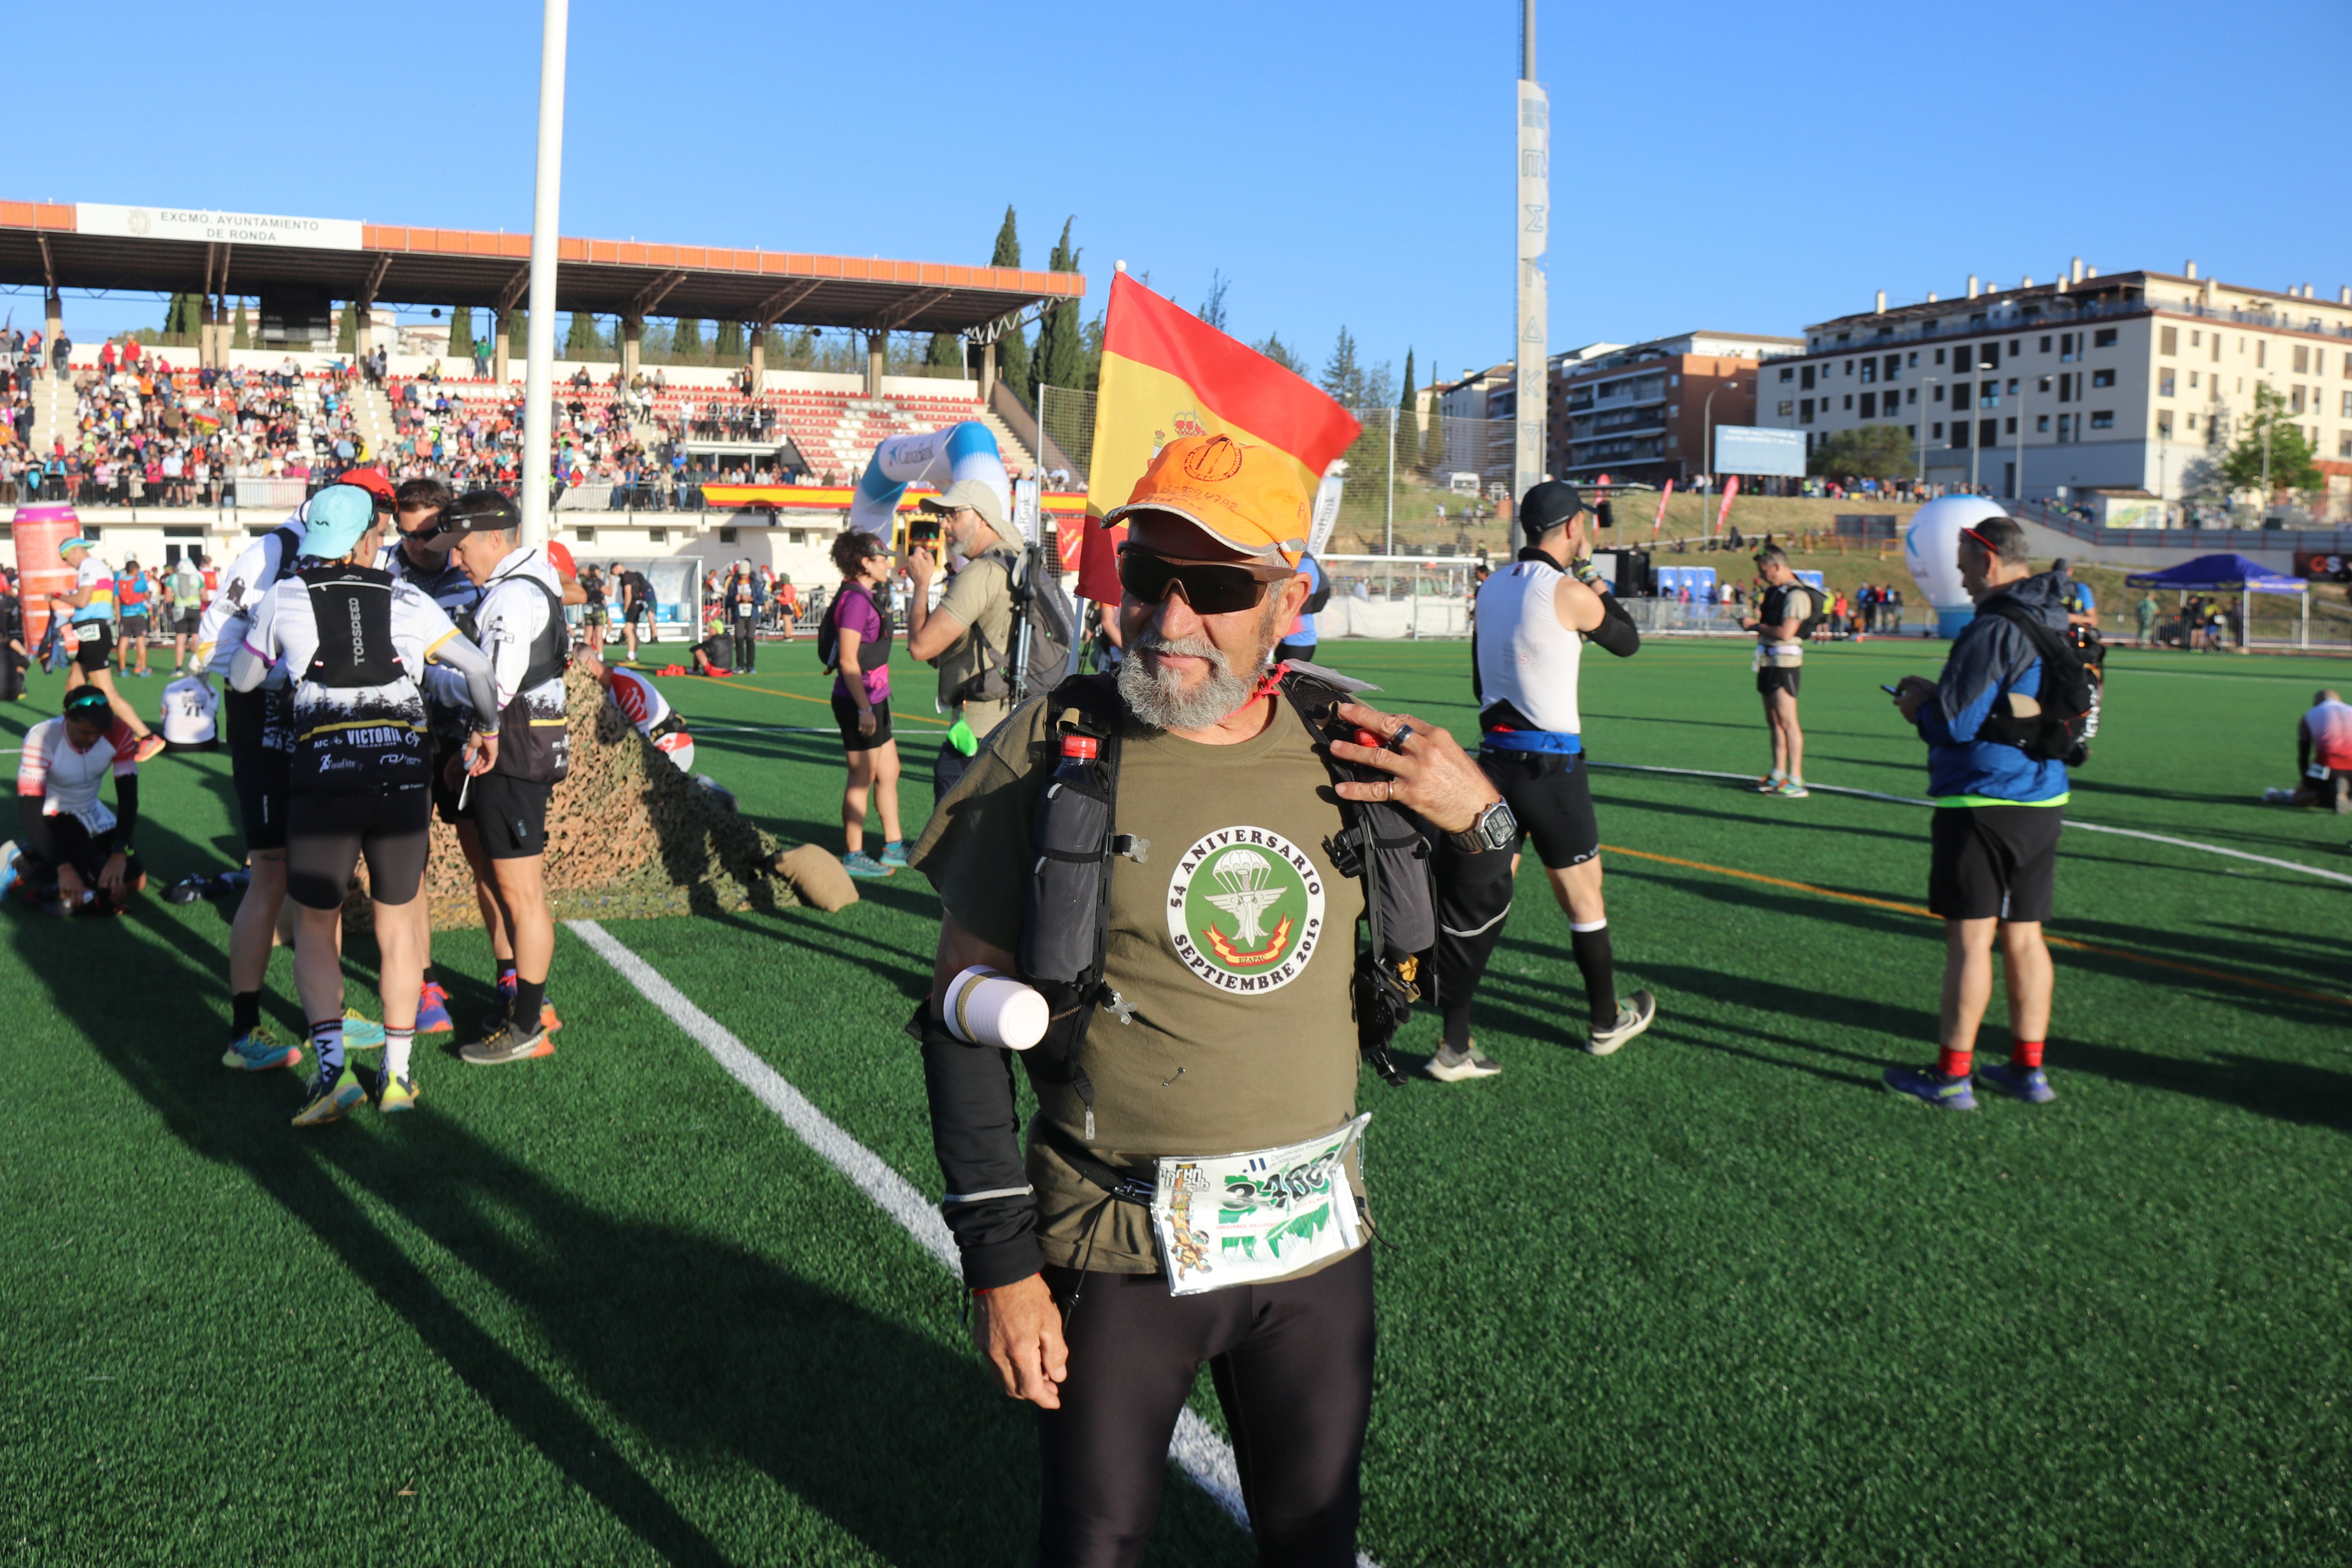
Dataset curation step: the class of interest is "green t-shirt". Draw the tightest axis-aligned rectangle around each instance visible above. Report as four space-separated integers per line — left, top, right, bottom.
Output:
913 691 1368 1276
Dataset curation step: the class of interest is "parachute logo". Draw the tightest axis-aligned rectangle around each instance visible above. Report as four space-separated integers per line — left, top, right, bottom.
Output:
1167 827 1327 993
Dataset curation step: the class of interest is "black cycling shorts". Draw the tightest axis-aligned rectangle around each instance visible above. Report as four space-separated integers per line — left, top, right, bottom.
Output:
174 608 201 636
462 771 554 860
119 615 149 641
1036 1245 1372 1568
285 784 432 910
1928 802 2063 923
70 622 114 672
625 601 653 622
1477 748 1600 870
832 690 894 752
1757 664 1802 698
430 737 470 826
229 743 292 853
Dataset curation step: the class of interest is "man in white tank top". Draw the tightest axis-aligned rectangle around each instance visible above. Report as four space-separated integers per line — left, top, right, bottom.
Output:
1426 481 1655 1082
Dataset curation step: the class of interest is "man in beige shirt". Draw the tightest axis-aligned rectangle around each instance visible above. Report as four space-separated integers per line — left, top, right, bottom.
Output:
906 477 1024 789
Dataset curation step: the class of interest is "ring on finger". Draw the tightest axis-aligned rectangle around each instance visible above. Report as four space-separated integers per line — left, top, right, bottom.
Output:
1390 723 1414 750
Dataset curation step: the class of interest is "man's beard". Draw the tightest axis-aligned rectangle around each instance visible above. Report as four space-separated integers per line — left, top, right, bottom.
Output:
1118 602 1282 731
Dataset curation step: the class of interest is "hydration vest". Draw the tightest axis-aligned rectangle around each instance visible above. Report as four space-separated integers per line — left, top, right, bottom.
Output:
294 564 429 789
1014 664 1436 1137
458 571 570 785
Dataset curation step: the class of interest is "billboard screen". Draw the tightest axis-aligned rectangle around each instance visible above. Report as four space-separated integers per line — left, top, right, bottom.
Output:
1713 425 1806 478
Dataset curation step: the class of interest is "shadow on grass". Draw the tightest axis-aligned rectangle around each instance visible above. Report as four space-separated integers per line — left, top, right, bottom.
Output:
11 815 1249 1567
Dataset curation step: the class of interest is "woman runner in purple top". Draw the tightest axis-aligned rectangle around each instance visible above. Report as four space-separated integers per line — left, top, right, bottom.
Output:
826 529 903 877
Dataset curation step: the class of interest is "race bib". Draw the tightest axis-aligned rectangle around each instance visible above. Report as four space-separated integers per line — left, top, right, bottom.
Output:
1151 1114 1369 1297
2309 763 2331 780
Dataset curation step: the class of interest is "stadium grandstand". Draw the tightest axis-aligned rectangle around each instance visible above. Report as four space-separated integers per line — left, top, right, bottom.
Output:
0 198 1089 583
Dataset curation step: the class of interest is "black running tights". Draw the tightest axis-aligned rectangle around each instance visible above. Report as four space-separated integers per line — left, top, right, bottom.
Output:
1035 1245 1373 1568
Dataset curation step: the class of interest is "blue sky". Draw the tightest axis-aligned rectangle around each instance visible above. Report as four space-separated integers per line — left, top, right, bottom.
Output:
15 0 2349 386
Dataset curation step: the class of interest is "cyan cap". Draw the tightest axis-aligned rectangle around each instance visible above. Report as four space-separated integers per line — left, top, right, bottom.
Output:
301 485 379 560
58 535 96 558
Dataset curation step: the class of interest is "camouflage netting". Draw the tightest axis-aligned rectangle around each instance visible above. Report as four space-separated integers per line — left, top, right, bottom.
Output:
343 665 797 932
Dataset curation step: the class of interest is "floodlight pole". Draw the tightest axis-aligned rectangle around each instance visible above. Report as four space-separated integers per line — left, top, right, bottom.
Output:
519 0 570 549
1513 0 1548 507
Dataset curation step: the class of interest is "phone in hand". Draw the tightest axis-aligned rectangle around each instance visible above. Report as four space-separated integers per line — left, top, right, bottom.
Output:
1881 684 1902 697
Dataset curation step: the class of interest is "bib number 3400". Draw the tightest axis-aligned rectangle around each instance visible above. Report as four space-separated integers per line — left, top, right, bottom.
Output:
1151 1114 1370 1297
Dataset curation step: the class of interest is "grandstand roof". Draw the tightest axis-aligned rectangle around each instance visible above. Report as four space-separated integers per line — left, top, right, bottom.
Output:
0 201 1084 333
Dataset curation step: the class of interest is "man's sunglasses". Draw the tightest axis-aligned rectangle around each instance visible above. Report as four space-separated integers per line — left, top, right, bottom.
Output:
397 508 449 543
1116 544 1276 616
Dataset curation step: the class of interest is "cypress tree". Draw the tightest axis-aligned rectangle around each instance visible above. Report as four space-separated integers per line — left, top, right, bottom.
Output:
566 311 602 358
1399 347 1420 464
232 300 251 350
671 316 702 363
990 205 1030 406
927 332 962 372
336 301 358 354
715 319 744 361
447 305 474 361
1033 218 1084 405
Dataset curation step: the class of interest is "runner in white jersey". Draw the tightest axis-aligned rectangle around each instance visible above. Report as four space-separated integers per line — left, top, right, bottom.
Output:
1426 480 1655 1081
158 671 219 750
233 483 501 1126
11 685 147 914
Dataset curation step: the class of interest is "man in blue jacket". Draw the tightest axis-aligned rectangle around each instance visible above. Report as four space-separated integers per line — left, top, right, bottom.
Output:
1885 515 2067 1110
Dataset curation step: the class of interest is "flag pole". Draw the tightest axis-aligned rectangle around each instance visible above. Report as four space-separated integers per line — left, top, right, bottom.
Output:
519 0 569 549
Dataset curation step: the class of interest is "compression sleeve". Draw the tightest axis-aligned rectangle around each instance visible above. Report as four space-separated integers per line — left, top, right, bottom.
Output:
912 1002 1042 1289
2299 717 2313 776
1586 591 1640 658
430 632 504 734
111 774 138 849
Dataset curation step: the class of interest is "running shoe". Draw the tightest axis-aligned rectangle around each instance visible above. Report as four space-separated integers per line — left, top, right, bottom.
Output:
480 978 563 1037
1751 776 1784 793
133 733 168 764
1775 781 1811 798
291 1063 368 1127
460 1019 555 1066
222 1027 301 1073
879 840 910 869
1980 1062 2057 1104
842 849 895 879
416 980 454 1035
1587 989 1657 1056
341 1010 386 1050
1883 1065 1978 1111
354 1063 419 1113
1425 1042 1503 1082
0 840 18 903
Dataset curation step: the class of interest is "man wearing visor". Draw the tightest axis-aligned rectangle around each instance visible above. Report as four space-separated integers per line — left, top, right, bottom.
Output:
911 435 1515 1565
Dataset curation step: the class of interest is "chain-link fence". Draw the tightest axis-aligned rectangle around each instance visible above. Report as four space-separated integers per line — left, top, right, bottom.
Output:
1313 555 1481 638
1327 408 1513 558
1037 385 1095 488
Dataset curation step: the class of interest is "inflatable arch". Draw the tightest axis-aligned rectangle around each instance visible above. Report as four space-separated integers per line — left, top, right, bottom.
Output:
848 421 1010 537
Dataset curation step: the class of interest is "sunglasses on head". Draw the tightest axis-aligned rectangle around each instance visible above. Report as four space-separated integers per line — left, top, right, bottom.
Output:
64 693 110 717
1116 544 1275 616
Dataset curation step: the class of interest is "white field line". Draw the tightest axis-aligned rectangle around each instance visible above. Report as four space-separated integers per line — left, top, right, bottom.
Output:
565 918 1319 1555
1584 760 2352 888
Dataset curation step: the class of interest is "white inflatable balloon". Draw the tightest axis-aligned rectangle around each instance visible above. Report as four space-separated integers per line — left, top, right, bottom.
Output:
848 421 1010 537
1904 495 2010 637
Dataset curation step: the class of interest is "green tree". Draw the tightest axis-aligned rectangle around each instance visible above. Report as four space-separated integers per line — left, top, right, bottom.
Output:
1032 217 1084 404
336 301 358 354
566 311 602 358
508 307 529 361
715 319 744 362
1079 310 1105 394
1320 326 1365 409
1399 346 1420 461
447 305 474 361
232 300 251 350
1197 269 1230 332
671 316 702 364
990 204 1030 405
1252 332 1305 375
2219 382 2321 494
1807 424 1915 482
927 332 963 373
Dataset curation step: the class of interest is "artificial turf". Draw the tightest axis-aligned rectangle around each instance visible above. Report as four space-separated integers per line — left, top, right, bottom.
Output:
3 633 2348 1566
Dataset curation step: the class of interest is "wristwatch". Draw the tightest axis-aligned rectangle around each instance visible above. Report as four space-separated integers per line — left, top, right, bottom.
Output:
1447 798 1517 855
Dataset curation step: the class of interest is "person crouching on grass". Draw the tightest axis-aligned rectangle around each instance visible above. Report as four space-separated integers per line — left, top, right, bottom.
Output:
1884 515 2069 1111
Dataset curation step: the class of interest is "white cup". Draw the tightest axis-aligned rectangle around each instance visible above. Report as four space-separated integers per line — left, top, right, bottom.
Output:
941 966 1049 1051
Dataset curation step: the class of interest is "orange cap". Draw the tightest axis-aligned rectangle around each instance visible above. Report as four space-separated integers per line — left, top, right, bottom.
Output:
544 540 578 581
1103 435 1310 567
342 466 396 502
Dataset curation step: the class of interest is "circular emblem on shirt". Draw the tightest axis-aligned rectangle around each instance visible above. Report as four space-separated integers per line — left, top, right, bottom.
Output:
1166 826 1327 993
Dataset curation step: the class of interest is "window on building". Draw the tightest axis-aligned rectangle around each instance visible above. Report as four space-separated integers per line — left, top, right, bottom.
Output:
1844 360 1855 376
1980 418 1999 447
2158 369 2176 397
2057 372 2074 403
1800 365 1815 390
1800 398 1814 423
2057 413 2074 443
1907 425 1917 441
1777 399 1794 417
2186 413 2198 431
2093 328 2118 347
1907 387 1918 405
2190 329 2201 347
2256 340 2267 368
718 527 739 543
1859 391 1877 417
1842 394 1853 410
1931 421 1944 439
2091 368 2116 388
2011 338 2024 359
1885 354 1901 379
1778 366 1794 382
1949 421 1968 448
1859 359 1877 384
2038 334 2052 353
1932 383 1944 403
648 527 669 543
2159 325 2178 356
2340 432 2352 457
1933 348 1946 365
2292 344 2310 374
2341 390 2352 418
2004 416 2017 435
2038 375 2053 393
1907 351 1920 367
2342 350 2352 377
2156 410 2174 438
2289 386 2306 414
573 527 595 544
2036 414 2050 432
2089 410 2114 429
1953 380 1972 407
2212 335 2223 362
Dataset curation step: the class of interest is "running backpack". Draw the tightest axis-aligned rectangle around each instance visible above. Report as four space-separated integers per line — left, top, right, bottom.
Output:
949 548 1078 706
815 583 892 675
1977 601 2097 767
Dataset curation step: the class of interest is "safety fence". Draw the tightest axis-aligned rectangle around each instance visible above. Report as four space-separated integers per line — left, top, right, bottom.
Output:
1314 555 1480 639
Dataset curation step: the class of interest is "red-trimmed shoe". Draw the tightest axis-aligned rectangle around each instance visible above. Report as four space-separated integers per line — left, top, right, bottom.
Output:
416 980 456 1035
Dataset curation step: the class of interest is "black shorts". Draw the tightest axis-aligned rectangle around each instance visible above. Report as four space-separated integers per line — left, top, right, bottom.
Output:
175 608 201 636
285 784 432 910
461 771 554 860
429 736 470 826
1928 802 2063 923
1757 664 1802 697
625 601 654 622
228 737 293 853
70 622 114 672
1477 747 1600 870
119 615 149 642
832 689 893 752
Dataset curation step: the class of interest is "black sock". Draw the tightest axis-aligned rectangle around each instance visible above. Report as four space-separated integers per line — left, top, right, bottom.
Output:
231 991 262 1036
1571 922 1618 1025
512 976 546 1033
497 960 519 991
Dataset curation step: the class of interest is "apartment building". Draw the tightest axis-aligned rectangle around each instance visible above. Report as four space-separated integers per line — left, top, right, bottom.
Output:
1555 330 1799 485
1757 263 2352 505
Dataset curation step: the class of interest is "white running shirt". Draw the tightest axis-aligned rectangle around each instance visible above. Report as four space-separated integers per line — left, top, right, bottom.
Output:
1473 555 1585 736
159 676 220 746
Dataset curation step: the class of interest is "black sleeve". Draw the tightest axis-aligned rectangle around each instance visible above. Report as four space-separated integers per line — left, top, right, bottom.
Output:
1586 590 1640 657
2298 718 2313 777
18 793 57 864
912 1003 1044 1290
112 773 139 849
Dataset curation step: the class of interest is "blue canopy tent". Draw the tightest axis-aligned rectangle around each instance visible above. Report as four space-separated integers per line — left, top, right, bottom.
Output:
2122 553 2309 650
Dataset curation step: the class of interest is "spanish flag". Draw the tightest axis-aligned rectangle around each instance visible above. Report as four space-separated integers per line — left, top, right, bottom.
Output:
1078 272 1361 601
